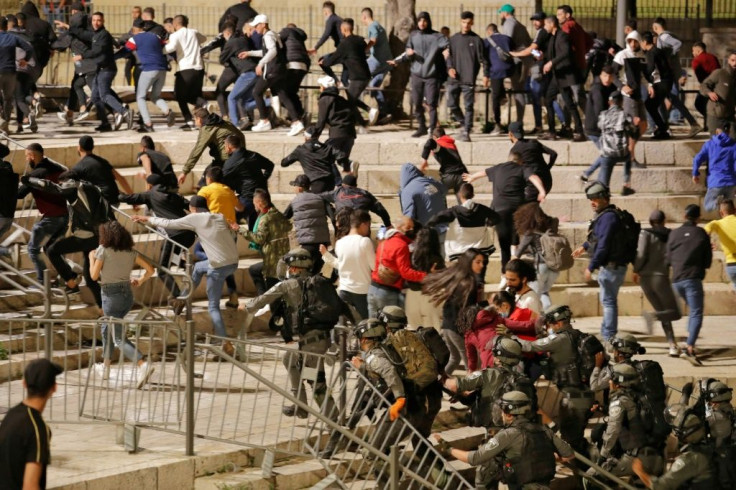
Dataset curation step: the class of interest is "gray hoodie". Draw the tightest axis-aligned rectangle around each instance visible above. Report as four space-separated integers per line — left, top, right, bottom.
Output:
148 213 238 268
397 13 449 79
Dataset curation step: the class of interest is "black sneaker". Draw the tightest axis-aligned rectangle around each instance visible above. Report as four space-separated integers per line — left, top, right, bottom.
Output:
621 187 636 196
138 124 154 133
631 159 647 169
411 127 428 138
125 107 134 130
113 111 125 130
180 122 194 131
65 284 80 295
282 405 308 418
96 124 114 133
578 174 589 183
166 110 176 127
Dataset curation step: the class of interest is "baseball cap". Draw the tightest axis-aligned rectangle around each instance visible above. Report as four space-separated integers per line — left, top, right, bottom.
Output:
24 358 63 393
685 204 701 219
498 4 515 14
79 135 94 152
188 195 209 211
249 14 268 26
290 174 311 188
530 11 546 21
342 174 357 187
609 90 623 100
508 121 524 139
317 76 336 89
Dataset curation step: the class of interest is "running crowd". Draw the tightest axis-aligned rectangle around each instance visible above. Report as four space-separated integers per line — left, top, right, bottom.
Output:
1 1 736 489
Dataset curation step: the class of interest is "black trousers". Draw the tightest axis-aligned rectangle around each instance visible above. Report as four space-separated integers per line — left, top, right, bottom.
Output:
495 208 517 273
175 69 206 122
216 66 239 118
410 75 440 131
326 136 355 172
46 234 101 307
248 261 279 296
645 82 671 133
546 77 583 134
309 176 335 193
282 69 307 120
490 77 506 126
346 78 370 126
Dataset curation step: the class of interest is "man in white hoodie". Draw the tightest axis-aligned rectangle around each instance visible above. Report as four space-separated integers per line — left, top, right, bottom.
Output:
164 14 206 130
612 31 648 165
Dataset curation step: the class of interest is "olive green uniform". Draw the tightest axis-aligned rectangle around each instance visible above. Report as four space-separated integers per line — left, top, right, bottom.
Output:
456 366 517 428
467 418 574 489
518 326 593 454
649 444 715 489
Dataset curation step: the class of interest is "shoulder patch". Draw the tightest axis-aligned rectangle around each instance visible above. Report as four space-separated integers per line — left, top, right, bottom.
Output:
467 371 483 380
366 354 376 364
609 403 622 417
547 332 558 340
484 438 500 450
538 337 551 346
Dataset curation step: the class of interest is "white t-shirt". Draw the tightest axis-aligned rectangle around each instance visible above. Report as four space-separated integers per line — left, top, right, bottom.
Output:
165 27 206 71
516 289 543 316
333 234 375 295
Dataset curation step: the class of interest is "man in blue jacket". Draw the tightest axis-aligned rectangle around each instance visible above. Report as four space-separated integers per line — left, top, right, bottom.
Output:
484 23 514 136
692 122 736 211
573 182 628 341
0 17 33 133
398 162 448 239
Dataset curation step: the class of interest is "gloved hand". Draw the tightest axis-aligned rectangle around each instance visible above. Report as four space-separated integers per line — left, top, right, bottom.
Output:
681 382 693 397
435 437 452 457
389 397 406 421
495 324 509 335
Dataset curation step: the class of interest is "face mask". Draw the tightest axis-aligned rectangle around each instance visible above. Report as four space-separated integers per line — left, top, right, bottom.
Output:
499 311 509 319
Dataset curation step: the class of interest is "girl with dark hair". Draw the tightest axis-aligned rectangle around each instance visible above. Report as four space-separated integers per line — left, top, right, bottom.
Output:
513 202 561 309
89 221 155 386
422 248 485 374
405 227 444 329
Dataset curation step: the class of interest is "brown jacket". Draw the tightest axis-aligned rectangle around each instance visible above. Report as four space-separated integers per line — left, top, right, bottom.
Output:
700 64 736 120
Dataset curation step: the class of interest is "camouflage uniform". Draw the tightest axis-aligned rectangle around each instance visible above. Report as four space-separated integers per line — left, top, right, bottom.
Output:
238 206 292 280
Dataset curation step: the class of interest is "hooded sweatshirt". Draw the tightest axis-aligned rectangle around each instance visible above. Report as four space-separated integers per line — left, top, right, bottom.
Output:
692 132 736 188
612 31 646 100
633 225 671 276
183 113 245 174
421 135 468 176
399 163 447 228
399 12 449 79
20 1 56 68
281 140 347 182
313 87 356 140
427 199 500 259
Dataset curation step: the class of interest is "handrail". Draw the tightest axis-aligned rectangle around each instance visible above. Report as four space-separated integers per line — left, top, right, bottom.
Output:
0 258 69 318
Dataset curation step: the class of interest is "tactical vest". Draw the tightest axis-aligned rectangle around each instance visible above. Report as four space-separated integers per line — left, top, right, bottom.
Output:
616 391 647 452
502 421 557 488
685 445 720 490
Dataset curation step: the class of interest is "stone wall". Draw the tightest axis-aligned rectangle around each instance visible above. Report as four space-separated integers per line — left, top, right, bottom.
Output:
701 27 736 64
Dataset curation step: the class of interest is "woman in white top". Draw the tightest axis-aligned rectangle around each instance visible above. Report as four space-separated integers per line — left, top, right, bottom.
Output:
89 221 154 386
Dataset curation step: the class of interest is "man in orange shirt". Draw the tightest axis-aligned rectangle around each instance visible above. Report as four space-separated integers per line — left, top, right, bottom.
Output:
197 166 243 306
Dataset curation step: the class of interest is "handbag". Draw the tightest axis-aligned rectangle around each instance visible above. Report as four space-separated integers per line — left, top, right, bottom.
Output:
376 240 400 284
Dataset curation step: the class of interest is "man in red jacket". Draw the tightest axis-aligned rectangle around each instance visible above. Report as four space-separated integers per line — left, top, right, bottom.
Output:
691 42 721 124
367 216 426 318
557 5 592 109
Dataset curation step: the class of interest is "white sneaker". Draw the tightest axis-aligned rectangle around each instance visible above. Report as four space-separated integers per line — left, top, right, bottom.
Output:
251 120 272 132
368 108 379 126
271 96 281 118
102 364 111 380
687 123 703 138
136 362 155 389
287 121 305 137
350 161 360 180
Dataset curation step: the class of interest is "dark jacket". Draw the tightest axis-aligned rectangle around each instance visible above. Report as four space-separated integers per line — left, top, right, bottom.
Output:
121 31 167 72
313 87 356 140
137 149 177 189
63 154 119 205
447 30 488 85
421 136 468 176
183 113 245 173
314 13 343 50
427 199 500 259
282 140 347 182
20 1 56 68
0 31 33 73
401 15 449 80
218 1 258 33
584 205 625 271
0 161 18 218
319 185 392 227
280 27 310 66
71 24 116 70
143 20 168 40
323 34 370 81
666 221 712 282
222 147 274 199
545 28 580 88
584 79 618 136
633 226 670 276
16 158 67 217
644 45 674 86
118 185 194 245
220 35 256 75
484 33 514 80
510 138 557 200
700 64 736 120
283 192 331 245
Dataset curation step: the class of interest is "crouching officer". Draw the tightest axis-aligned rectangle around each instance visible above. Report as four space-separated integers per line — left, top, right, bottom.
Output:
516 305 594 456
589 363 664 482
632 407 717 489
444 337 536 429
590 333 646 392
433 391 575 489
244 247 352 418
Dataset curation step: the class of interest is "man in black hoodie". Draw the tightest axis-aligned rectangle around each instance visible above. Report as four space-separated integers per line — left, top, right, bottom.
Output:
311 76 357 175
280 23 310 135
446 11 489 142
419 127 469 196
218 0 257 33
0 17 33 133
221 134 274 226
665 204 712 364
319 174 392 227
282 127 350 193
19 1 55 74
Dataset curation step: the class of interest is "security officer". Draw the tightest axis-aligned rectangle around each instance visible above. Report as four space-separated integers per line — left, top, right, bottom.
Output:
433 391 575 490
632 408 716 489
379 305 442 438
703 380 734 488
589 363 664 481
443 337 535 428
590 333 645 392
244 247 350 418
516 305 594 456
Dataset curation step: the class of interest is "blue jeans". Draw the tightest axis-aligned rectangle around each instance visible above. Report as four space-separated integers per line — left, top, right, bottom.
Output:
596 155 631 186
91 68 124 124
28 215 68 283
528 77 544 128
533 262 559 310
704 185 736 212
228 71 257 123
136 69 169 125
598 265 627 341
672 278 704 347
191 261 238 337
367 284 403 319
367 56 386 114
101 281 142 362
726 264 736 291
194 242 237 293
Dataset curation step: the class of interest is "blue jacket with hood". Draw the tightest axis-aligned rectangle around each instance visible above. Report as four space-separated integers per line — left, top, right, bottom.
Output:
692 131 736 188
399 163 447 231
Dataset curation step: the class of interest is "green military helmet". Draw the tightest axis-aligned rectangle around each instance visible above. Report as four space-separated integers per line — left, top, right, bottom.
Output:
611 334 645 357
493 337 522 366
378 306 407 331
611 363 640 387
705 380 733 403
354 318 387 340
543 304 573 324
585 181 611 199
499 390 531 415
283 247 314 269
672 408 706 444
